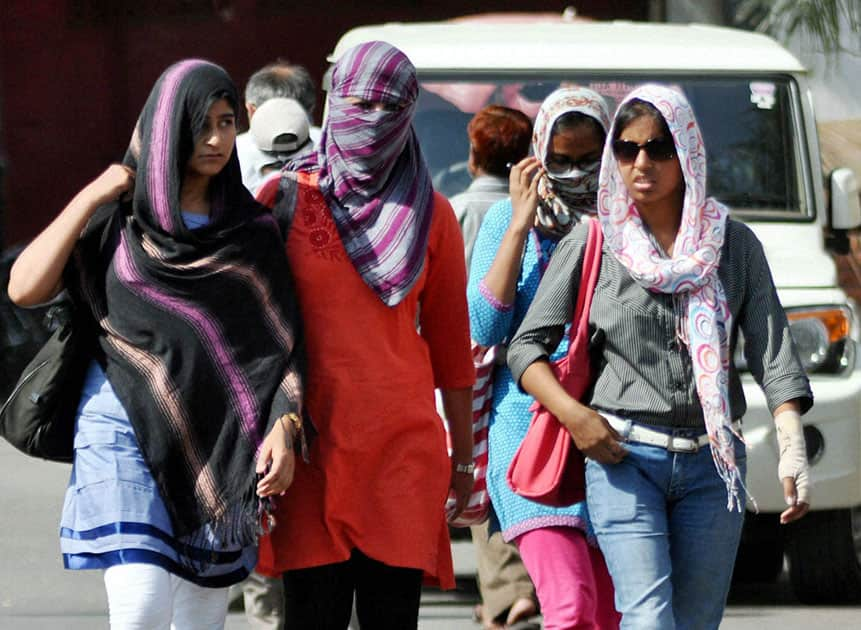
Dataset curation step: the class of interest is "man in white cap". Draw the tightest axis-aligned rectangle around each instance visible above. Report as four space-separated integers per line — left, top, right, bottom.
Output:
240 97 312 194
236 60 319 195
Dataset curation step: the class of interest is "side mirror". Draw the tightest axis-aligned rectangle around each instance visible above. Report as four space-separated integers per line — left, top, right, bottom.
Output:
830 167 861 230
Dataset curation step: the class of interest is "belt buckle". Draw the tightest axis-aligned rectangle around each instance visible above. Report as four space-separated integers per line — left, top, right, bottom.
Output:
667 435 699 453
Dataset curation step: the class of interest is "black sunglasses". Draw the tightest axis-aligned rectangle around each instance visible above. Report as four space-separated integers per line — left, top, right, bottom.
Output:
612 137 676 163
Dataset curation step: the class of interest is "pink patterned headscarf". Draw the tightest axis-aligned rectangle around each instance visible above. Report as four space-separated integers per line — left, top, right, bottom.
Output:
597 84 742 511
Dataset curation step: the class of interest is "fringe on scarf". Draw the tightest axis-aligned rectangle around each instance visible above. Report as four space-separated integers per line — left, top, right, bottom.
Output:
674 293 758 513
175 468 274 575
710 426 758 514
174 419 312 575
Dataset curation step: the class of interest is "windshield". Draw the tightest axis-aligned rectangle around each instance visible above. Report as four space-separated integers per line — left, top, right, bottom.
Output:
413 74 809 219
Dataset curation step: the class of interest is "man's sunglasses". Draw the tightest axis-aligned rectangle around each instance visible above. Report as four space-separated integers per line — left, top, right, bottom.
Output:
611 137 676 163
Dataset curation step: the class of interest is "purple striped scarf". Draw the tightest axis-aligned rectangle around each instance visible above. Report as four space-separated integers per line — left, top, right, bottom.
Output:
70 60 305 545
310 41 434 306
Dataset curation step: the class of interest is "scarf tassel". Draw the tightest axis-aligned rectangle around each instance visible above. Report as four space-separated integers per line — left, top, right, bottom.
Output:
175 470 272 576
710 426 758 514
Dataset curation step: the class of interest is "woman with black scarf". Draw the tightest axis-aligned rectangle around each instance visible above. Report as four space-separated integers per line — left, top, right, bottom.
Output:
8 60 305 628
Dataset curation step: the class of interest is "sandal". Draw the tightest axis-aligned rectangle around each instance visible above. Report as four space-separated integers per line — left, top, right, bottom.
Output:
505 597 539 629
473 602 506 629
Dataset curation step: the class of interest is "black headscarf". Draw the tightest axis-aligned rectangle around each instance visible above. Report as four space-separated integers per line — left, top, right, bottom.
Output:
70 60 304 544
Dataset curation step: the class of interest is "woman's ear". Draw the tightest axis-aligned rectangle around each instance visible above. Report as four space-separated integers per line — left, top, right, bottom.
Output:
467 146 477 178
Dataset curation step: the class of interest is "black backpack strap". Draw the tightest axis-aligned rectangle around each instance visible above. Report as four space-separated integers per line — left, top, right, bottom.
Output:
272 171 300 239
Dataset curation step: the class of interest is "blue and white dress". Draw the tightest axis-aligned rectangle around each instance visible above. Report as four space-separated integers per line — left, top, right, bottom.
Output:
59 212 257 587
467 199 593 543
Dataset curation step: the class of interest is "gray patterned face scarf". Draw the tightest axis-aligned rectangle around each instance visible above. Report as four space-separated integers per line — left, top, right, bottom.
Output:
531 87 611 237
536 160 602 235
70 59 305 546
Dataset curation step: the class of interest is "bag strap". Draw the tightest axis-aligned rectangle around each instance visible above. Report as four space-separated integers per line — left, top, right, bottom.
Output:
272 170 320 239
566 218 603 360
272 171 300 238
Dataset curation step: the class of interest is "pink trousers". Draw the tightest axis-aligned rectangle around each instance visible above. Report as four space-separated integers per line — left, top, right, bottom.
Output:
515 526 620 630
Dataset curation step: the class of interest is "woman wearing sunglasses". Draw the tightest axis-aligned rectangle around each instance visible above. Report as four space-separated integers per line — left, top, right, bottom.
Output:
468 87 620 630
508 84 813 628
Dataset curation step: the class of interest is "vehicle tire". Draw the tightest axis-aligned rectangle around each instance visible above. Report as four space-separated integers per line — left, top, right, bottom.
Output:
732 512 784 584
785 508 861 603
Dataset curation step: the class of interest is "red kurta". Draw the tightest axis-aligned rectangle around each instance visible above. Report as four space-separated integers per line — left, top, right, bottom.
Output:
256 173 474 588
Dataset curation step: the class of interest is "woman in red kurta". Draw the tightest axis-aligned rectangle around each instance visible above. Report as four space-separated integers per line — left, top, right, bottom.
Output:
256 41 475 630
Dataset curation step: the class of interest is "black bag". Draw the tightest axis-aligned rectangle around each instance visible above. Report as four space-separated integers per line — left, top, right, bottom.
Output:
0 301 88 462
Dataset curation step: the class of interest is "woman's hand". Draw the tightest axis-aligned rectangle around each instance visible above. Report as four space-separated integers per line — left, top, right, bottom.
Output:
256 419 296 497
479 157 543 306
83 164 136 207
509 156 543 233
440 387 474 519
561 406 627 465
520 361 626 465
482 158 541 304
8 163 137 307
449 461 475 519
780 477 809 524
774 407 810 524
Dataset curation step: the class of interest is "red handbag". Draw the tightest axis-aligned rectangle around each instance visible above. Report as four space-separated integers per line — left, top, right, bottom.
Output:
507 218 604 507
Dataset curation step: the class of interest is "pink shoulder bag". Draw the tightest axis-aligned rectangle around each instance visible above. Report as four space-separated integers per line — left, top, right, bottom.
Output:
507 217 604 507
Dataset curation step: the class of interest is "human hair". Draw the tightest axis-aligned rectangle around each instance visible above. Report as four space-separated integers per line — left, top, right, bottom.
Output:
244 61 316 117
467 105 532 177
181 88 238 176
611 98 672 143
552 110 606 143
203 89 237 122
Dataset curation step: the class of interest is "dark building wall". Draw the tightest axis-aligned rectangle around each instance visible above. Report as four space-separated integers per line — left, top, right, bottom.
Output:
0 1 648 247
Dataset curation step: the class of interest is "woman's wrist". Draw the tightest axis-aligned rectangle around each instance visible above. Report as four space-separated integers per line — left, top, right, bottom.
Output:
557 398 590 431
451 456 475 475
452 460 475 474
79 182 116 210
505 221 532 241
276 413 302 446
451 448 472 464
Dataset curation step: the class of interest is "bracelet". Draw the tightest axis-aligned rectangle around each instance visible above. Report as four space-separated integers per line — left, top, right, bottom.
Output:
277 413 302 444
453 462 475 474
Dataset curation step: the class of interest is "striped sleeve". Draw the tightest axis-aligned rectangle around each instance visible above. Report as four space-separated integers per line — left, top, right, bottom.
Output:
736 227 813 414
506 228 586 387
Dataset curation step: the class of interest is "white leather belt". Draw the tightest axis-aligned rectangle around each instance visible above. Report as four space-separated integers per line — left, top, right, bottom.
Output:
605 416 742 454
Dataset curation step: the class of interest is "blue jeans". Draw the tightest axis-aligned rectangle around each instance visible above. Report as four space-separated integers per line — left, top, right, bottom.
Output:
586 423 746 630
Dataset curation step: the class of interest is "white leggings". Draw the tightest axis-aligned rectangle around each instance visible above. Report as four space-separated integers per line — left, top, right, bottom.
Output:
103 563 230 630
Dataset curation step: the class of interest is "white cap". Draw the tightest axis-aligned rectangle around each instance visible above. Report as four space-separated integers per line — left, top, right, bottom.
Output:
250 98 311 153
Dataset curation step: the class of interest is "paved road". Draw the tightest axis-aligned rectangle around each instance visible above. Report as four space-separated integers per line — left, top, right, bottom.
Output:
2 441 860 629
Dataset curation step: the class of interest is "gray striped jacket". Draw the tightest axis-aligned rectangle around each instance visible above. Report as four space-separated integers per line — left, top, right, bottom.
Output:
507 218 813 429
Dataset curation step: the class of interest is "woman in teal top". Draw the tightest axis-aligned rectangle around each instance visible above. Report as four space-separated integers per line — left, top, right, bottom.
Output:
467 87 620 629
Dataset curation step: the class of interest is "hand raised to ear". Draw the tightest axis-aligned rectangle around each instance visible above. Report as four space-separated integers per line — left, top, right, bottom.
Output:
509 157 543 233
